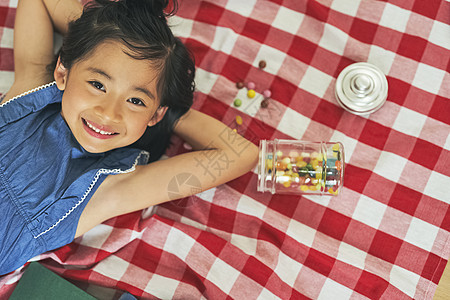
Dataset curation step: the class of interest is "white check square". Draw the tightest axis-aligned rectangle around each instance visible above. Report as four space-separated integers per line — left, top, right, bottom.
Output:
367 45 396 74
272 6 304 35
404 217 439 252
230 234 257 256
424 171 450 204
319 24 348 55
379 3 410 32
286 219 316 248
274 251 302 286
445 134 450 151
330 0 361 16
277 108 310 139
299 67 333 98
195 68 219 95
429 21 450 50
352 195 387 229
169 16 193 38
412 63 446 94
225 0 257 17
145 274 180 299
392 107 427 137
236 195 267 219
211 26 238 55
164 228 196 261
0 71 14 96
318 278 353 300
254 44 287 75
94 255 129 281
337 242 367 269
0 27 13 48
373 151 408 182
206 258 240 294
80 224 113 248
257 288 282 300
389 265 420 298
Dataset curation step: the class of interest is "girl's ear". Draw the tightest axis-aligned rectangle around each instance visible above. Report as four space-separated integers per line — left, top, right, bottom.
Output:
148 106 168 127
54 57 68 91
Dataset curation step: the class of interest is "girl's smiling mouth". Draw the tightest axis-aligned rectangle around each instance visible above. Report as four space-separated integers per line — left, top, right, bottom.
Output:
82 118 119 139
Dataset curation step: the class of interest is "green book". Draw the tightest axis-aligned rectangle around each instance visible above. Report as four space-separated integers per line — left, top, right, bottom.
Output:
9 262 96 300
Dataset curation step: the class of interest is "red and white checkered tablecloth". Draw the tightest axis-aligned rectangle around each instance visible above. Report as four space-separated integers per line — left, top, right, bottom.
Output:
1 0 449 299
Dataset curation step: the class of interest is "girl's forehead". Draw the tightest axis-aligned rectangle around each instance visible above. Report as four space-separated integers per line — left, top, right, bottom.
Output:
85 41 151 67
77 41 160 88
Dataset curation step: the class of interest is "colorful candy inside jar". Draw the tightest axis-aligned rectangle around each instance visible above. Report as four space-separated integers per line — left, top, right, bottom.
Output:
257 140 344 196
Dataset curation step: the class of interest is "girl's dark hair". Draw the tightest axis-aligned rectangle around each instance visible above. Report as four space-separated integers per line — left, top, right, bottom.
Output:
60 0 195 161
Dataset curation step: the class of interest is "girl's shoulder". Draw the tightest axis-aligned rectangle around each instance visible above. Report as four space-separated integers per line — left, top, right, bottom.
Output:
0 82 62 126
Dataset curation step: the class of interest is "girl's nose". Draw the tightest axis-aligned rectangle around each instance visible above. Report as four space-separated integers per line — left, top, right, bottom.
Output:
94 99 123 122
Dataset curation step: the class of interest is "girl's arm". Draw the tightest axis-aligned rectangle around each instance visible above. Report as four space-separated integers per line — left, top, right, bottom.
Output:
2 0 82 104
76 109 259 237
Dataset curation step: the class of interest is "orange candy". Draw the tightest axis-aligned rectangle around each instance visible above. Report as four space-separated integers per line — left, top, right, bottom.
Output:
335 160 342 170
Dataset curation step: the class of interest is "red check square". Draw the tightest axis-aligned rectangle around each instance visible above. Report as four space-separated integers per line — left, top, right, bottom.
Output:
389 184 422 216
304 248 335 277
409 139 442 170
369 231 403 264
242 18 271 44
397 34 427 61
318 208 352 241
359 120 391 150
354 270 389 299
350 18 378 44
412 0 440 19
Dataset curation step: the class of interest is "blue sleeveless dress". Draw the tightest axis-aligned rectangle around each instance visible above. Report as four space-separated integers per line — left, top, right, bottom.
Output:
0 83 149 275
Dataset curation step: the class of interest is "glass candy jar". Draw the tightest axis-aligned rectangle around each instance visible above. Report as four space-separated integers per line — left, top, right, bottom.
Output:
257 140 344 196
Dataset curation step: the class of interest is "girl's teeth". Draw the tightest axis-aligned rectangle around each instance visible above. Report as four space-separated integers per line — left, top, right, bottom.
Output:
86 120 114 135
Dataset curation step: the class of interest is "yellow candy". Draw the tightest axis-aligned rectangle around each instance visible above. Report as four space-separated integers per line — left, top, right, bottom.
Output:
332 143 340 151
309 185 317 191
235 115 243 125
300 185 309 191
283 181 291 188
266 159 273 170
247 89 256 98
315 167 322 179
276 151 283 157
298 161 307 168
287 163 292 170
328 188 339 195
311 159 318 168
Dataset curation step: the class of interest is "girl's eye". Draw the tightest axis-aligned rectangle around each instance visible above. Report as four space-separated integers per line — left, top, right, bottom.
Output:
127 98 145 106
89 81 105 91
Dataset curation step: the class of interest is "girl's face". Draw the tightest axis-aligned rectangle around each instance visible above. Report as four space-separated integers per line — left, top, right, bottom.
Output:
55 41 167 153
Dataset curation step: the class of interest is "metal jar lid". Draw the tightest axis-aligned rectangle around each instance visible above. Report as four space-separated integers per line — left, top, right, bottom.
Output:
335 62 388 115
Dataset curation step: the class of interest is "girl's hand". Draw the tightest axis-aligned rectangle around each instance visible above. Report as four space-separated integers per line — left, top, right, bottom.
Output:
2 0 82 104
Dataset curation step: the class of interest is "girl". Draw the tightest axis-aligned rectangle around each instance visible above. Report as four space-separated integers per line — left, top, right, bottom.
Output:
0 0 259 275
